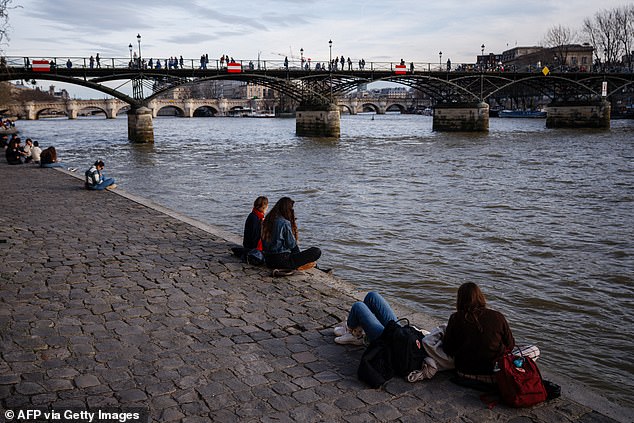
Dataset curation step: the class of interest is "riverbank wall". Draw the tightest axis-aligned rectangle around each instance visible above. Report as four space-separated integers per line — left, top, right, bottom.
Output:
1 162 631 422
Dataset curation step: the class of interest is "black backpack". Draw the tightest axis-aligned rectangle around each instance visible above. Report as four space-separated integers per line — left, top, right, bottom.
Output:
383 319 428 377
357 319 428 387
357 337 394 388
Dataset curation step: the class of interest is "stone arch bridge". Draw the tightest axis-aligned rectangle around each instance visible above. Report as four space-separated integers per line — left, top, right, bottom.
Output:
11 97 420 120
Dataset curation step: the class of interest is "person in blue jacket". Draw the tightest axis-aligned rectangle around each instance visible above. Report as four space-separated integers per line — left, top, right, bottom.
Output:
261 197 321 271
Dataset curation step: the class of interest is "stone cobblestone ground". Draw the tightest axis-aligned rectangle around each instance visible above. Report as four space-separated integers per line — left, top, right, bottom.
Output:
0 163 630 422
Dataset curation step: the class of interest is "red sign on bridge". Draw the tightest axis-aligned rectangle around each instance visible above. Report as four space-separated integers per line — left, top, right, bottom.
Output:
32 60 51 72
227 62 242 73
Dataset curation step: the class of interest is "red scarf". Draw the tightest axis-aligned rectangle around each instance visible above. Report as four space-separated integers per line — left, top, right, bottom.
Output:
253 208 265 250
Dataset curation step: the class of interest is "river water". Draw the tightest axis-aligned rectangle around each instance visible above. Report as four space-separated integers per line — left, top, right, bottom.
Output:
17 114 634 409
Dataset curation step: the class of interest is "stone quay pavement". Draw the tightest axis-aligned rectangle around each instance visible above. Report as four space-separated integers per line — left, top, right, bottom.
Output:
1 162 630 423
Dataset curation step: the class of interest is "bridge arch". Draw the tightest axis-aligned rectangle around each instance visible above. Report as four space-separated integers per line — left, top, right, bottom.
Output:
193 105 218 117
338 104 353 115
385 103 407 113
76 106 108 118
480 75 601 102
155 105 185 117
0 72 137 105
116 104 132 116
35 106 67 119
361 103 380 113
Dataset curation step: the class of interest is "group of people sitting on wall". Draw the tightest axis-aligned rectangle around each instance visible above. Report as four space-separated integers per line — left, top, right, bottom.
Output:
3 133 117 191
233 196 323 276
3 134 63 167
233 195 554 403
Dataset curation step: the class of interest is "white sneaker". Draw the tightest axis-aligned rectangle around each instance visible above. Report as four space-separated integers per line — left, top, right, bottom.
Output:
105 184 117 190
333 322 348 337
335 332 365 346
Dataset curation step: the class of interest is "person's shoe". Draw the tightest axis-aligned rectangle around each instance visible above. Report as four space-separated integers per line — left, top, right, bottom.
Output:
272 269 295 277
105 184 117 190
335 332 365 346
333 322 348 337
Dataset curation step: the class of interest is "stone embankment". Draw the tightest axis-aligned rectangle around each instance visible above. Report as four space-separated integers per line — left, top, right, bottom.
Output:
1 163 630 422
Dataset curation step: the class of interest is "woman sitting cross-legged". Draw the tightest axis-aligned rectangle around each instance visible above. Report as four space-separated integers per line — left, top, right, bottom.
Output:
442 282 540 384
85 160 117 190
261 196 321 274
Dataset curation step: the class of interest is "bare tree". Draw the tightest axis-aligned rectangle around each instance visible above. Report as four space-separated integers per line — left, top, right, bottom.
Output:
583 8 623 66
0 0 15 51
614 4 634 70
542 24 579 67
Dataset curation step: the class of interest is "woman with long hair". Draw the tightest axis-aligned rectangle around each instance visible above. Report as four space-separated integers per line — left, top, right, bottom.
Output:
443 282 539 382
40 146 65 168
261 197 321 271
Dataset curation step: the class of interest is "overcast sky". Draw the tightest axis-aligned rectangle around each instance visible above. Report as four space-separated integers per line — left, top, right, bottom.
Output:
3 0 632 97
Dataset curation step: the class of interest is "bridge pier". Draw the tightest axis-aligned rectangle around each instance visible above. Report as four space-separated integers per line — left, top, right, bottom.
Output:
24 102 36 120
433 102 489 132
66 100 78 119
545 101 610 129
105 99 118 119
296 104 340 138
127 107 154 143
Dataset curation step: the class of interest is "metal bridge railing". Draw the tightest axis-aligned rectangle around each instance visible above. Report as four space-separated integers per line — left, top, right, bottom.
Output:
4 55 625 74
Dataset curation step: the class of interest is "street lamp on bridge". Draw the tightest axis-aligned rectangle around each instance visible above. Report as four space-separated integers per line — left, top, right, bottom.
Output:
128 43 133 62
329 40 332 68
300 48 304 68
480 44 485 102
481 44 485 67
439 51 442 71
329 39 333 101
137 34 142 64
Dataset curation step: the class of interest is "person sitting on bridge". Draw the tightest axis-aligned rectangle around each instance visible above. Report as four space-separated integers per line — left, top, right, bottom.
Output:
85 160 116 190
261 197 321 274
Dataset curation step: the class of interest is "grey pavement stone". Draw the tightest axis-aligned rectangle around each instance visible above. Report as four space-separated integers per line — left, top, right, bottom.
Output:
0 164 629 423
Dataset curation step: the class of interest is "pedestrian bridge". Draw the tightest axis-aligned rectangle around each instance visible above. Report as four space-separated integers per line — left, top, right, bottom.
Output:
2 55 632 140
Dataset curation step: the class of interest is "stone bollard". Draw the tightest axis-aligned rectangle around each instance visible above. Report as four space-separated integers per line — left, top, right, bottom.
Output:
127 106 155 143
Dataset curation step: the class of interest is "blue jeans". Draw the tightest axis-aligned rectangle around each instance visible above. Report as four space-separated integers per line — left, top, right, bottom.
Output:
347 292 398 342
40 162 65 168
88 177 115 190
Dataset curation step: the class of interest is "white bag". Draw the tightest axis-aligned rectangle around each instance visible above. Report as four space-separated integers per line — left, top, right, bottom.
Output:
421 324 455 371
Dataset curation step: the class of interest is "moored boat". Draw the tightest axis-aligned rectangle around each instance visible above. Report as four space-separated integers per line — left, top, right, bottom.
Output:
0 126 19 135
498 109 546 118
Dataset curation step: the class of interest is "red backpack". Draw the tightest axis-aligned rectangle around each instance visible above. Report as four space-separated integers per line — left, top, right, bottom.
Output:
495 352 547 407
